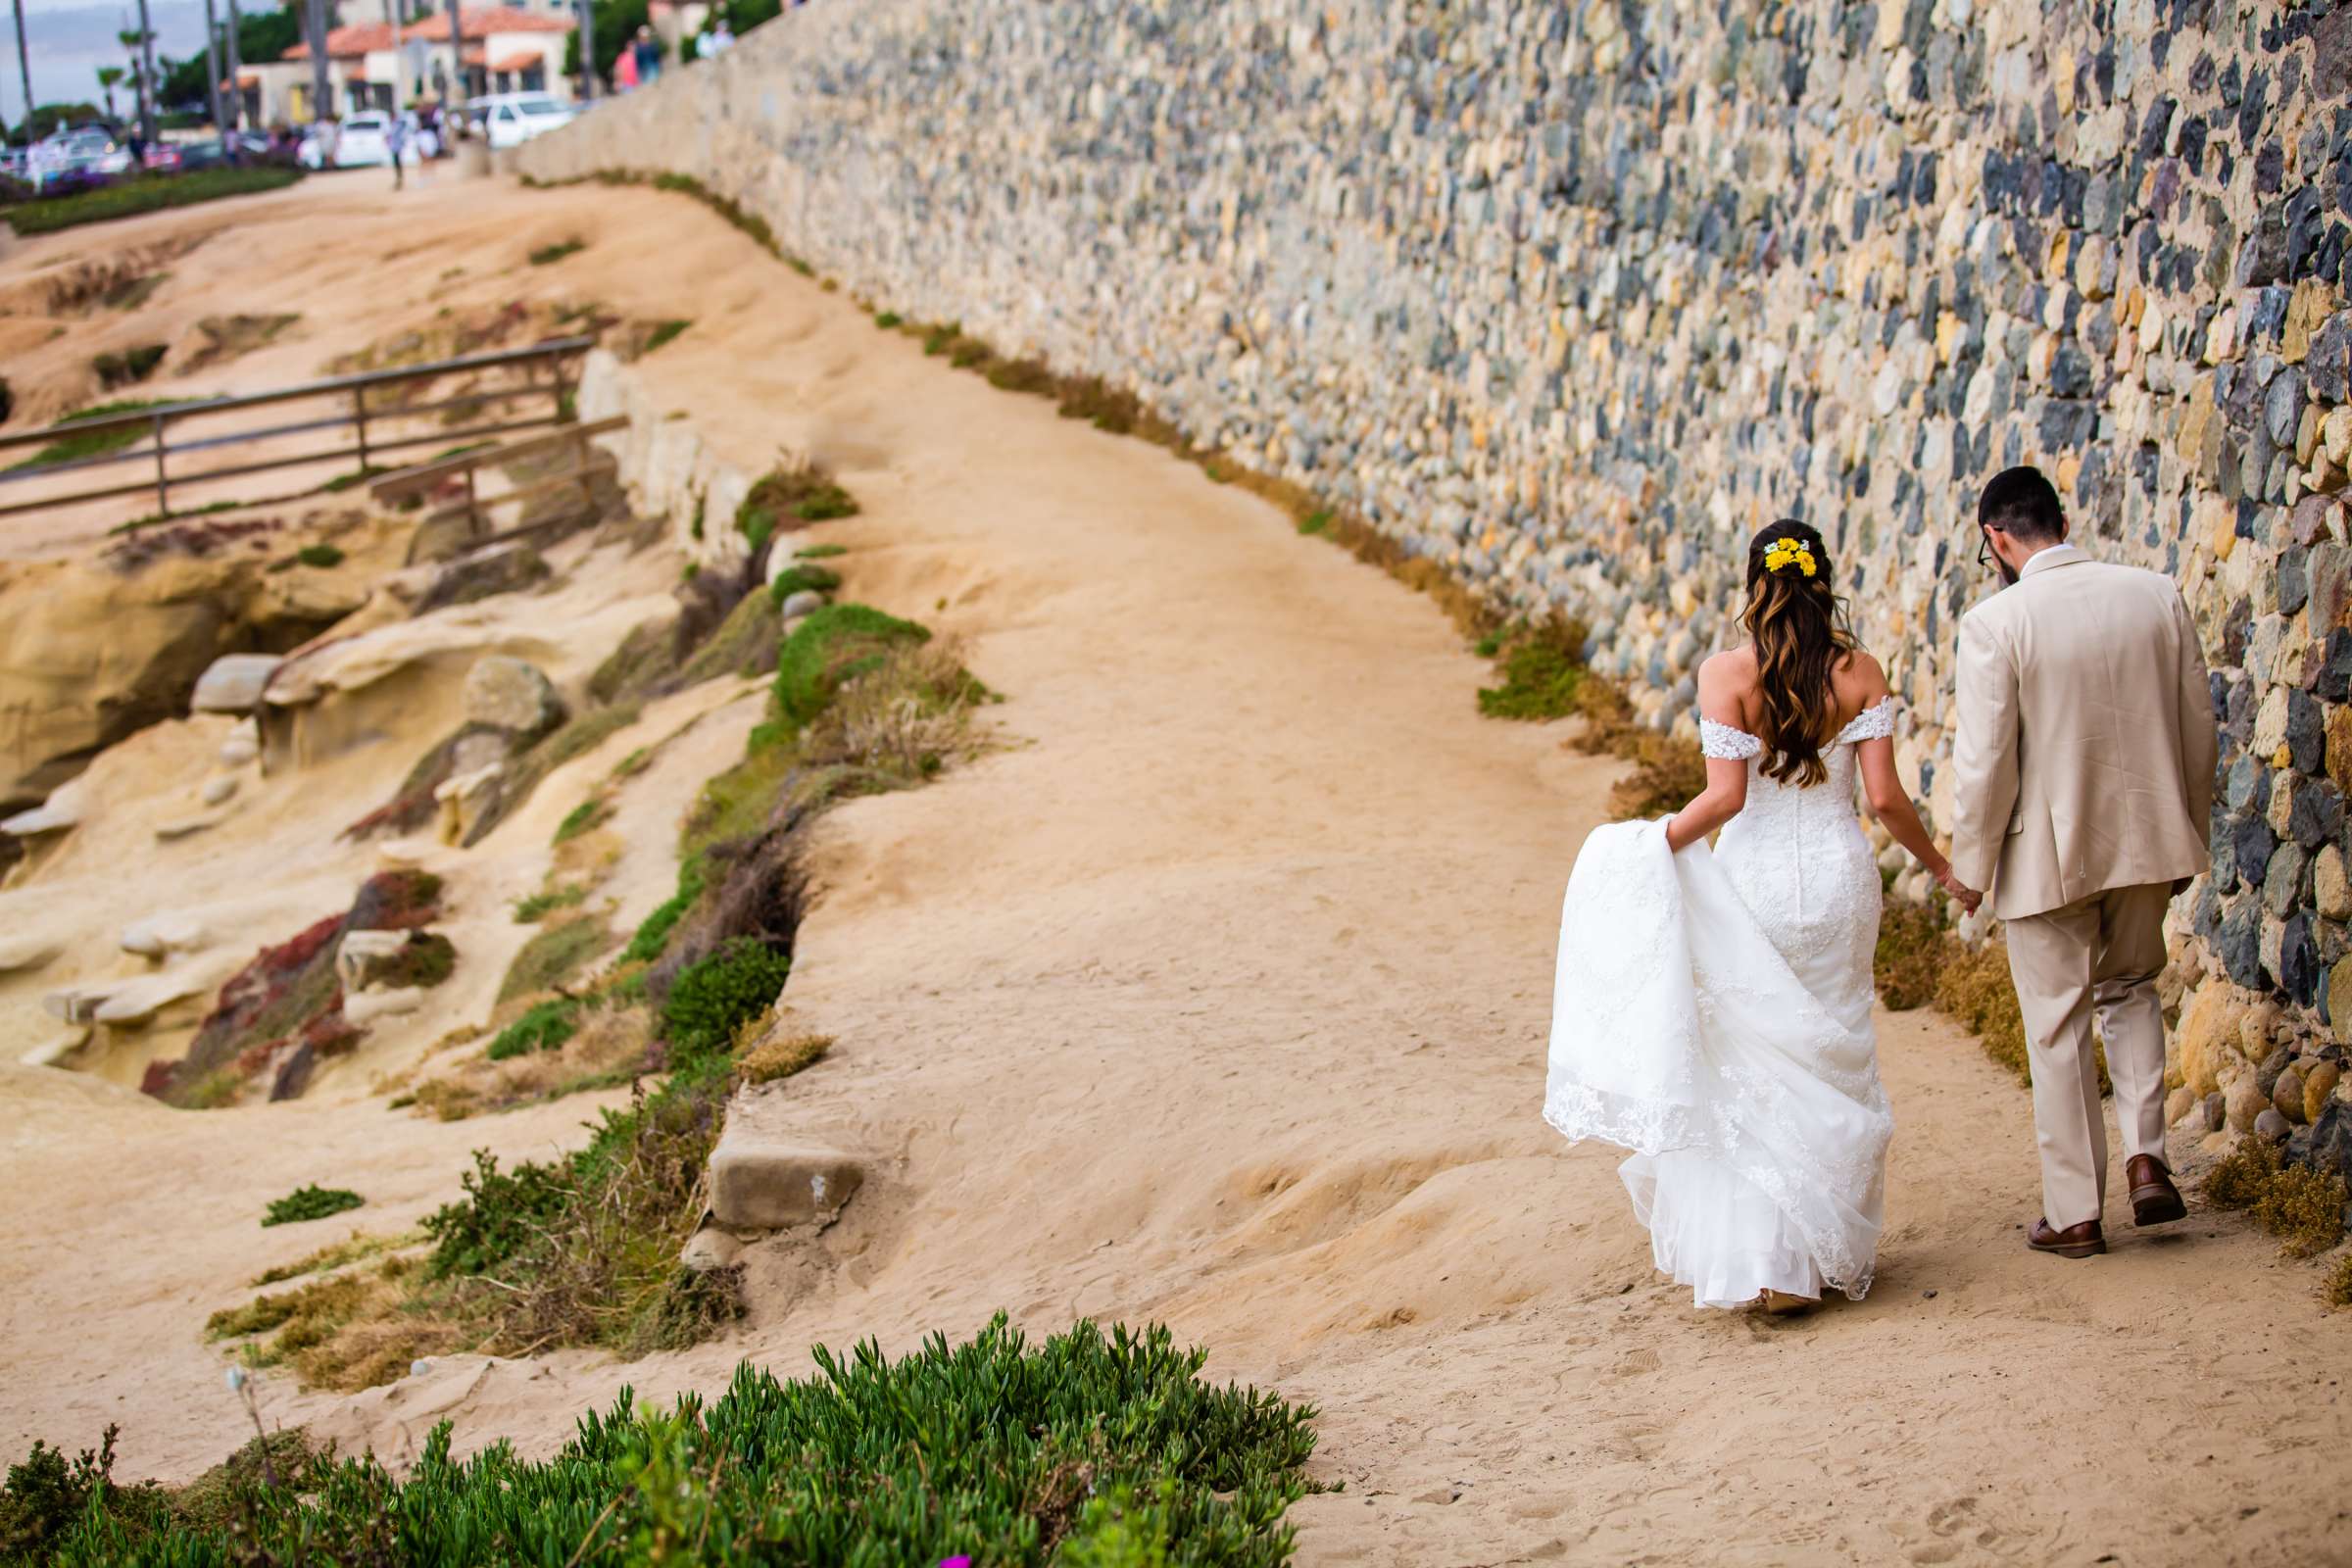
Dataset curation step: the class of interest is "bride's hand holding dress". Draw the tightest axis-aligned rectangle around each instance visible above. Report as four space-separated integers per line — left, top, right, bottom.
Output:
1544 631 1963 1310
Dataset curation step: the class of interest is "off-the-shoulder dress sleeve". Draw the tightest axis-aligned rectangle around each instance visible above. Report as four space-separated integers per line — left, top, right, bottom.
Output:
1698 717 1764 760
1836 697 1898 744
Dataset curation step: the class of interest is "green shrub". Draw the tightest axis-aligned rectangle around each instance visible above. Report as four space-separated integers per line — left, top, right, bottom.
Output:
554 797 612 844
485 999 581 1061
422 1147 574 1278
293 542 345 568
873 310 902 328
1477 635 1585 720
772 604 931 727
262 1184 364 1228
7 399 177 470
641 318 690 353
662 937 793 1060
8 1316 1317 1566
374 931 457 990
736 465 862 549
92 343 167 389
796 542 849 560
414 1052 738 1352
320 465 391 493
528 237 586 265
625 857 708 963
768 563 844 604
1 166 303 236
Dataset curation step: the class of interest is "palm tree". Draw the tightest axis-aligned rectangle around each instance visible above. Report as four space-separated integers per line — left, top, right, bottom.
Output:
115 15 157 145
132 0 156 145
96 64 124 119
11 0 31 147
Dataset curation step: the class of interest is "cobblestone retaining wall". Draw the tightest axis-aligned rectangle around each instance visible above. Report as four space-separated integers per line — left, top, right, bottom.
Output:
525 1 2352 1096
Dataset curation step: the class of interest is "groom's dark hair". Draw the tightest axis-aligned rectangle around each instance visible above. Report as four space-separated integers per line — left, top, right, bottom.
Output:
1978 466 2067 543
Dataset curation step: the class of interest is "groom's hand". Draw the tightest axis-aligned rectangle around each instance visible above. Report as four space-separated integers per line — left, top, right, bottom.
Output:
1934 862 1984 915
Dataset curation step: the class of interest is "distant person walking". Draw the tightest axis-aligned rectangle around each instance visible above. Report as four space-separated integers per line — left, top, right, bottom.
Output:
615 38 639 91
633 25 662 86
387 112 411 189
702 17 734 57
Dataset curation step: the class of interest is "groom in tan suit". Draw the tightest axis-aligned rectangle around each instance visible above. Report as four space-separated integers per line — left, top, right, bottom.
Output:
1950 466 2218 1258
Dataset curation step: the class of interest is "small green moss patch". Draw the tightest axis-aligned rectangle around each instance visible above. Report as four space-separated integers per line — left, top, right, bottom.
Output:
262 1184 364 1228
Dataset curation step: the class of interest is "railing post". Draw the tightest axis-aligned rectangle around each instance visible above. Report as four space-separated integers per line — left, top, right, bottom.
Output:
151 411 170 518
466 466 481 541
574 427 593 519
354 387 370 470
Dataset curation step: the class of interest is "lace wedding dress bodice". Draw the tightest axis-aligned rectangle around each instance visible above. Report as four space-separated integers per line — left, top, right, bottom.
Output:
1704 698 1896 1004
1543 698 1897 1309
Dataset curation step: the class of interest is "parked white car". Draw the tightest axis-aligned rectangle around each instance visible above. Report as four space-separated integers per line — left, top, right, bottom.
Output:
331 111 395 168
468 93 577 150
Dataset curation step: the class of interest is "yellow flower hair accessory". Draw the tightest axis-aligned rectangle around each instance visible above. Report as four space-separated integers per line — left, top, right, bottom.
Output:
1762 536 1817 577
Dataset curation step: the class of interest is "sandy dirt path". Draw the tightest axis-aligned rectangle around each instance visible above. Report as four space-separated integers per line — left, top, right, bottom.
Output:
4 173 2348 1567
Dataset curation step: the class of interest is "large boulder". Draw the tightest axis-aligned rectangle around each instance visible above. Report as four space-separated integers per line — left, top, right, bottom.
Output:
2176 982 2257 1098
709 1119 863 1230
461 656 564 737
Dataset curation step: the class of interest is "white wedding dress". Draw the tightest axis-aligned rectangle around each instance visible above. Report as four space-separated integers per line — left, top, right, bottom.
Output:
1543 699 1897 1307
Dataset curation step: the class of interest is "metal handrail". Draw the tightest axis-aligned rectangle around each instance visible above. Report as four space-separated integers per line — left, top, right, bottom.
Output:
0 333 598 524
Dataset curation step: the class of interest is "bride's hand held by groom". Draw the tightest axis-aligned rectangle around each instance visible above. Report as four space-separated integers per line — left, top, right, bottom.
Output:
1934 860 1984 915
1852 685 1981 913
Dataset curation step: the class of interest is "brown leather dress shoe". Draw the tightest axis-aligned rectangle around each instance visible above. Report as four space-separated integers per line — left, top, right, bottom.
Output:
2028 1217 2108 1258
2127 1153 2187 1226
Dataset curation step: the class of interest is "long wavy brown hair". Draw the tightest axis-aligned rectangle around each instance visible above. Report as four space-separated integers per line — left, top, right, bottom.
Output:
1741 519 1857 788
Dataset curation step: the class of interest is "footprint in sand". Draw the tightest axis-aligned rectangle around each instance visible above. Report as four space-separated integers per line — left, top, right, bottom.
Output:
1610 1347 1662 1378
1901 1494 2034 1563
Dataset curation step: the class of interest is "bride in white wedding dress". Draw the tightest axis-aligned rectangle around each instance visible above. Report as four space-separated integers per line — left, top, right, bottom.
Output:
1544 521 1976 1312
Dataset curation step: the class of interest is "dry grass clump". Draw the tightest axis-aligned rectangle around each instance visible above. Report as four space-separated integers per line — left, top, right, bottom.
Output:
1874 901 1950 1011
1933 935 2033 1083
205 1259 462 1391
799 636 988 784
1555 672 1710 820
43 244 184 313
1602 729 1711 821
1924 936 2109 1092
740 1030 832 1085
408 1003 652 1122
2326 1252 2352 1308
2205 1136 2350 1257
497 914 615 1004
252 1232 406 1286
181 312 300 371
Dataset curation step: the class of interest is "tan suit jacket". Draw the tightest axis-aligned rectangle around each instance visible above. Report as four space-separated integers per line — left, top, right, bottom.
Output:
1950 547 2217 920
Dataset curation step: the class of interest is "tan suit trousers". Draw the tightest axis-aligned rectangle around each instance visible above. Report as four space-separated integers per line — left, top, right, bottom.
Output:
2002 882 2174 1231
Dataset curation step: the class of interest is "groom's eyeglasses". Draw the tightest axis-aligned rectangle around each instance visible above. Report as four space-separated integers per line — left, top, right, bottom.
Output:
1976 527 1995 573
